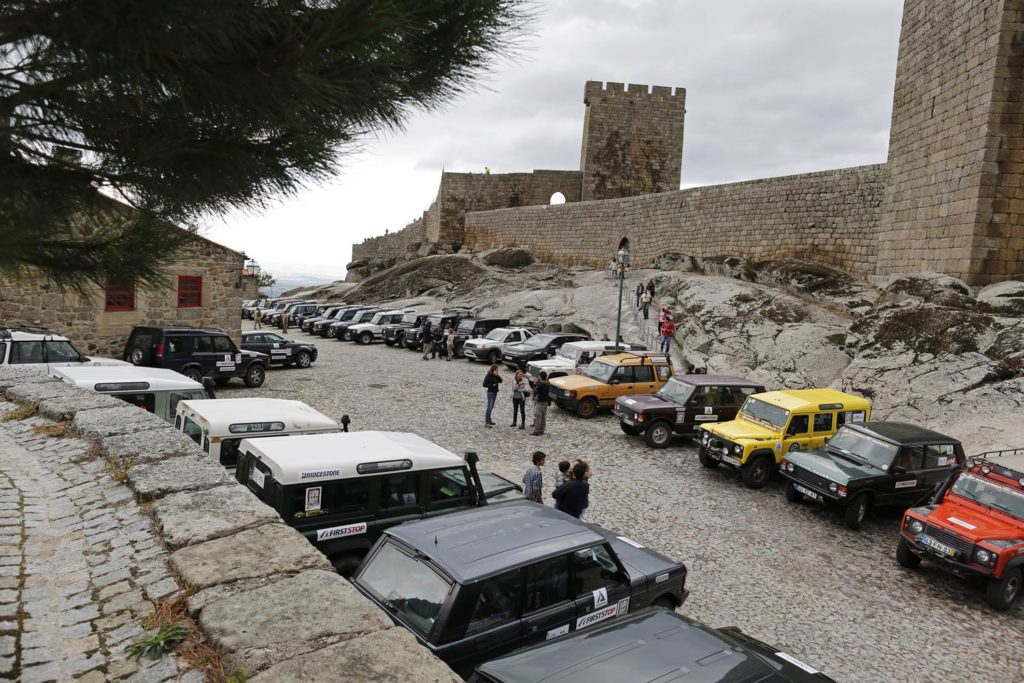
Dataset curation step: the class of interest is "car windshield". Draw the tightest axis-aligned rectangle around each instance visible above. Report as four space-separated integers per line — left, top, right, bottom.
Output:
826 428 898 470
402 313 418 324
428 315 445 326
657 379 695 404
951 473 1024 519
46 340 83 362
583 360 616 383
484 329 507 341
522 334 555 349
456 320 476 333
737 397 790 430
359 542 451 637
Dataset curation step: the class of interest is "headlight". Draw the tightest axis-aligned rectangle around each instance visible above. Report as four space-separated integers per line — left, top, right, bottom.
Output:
733 445 742 455
786 462 795 472
975 548 996 565
702 432 710 444
908 519 924 535
828 482 838 492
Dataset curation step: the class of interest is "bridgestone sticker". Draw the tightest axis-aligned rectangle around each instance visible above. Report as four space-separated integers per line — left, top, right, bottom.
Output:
895 480 917 489
655 573 669 584
695 415 718 421
301 469 341 481
948 516 976 529
616 597 629 616
316 522 368 542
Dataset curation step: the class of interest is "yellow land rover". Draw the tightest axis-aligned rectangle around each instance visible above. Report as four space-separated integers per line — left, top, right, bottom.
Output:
549 352 674 418
697 388 871 489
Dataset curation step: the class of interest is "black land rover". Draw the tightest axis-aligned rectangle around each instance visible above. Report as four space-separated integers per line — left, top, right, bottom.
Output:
471 607 835 683
353 500 688 678
404 310 472 351
502 332 591 370
123 326 269 387
382 311 439 347
779 422 966 530
311 305 365 336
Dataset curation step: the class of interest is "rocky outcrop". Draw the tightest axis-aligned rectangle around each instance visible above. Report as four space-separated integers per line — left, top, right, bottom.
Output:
482 246 537 268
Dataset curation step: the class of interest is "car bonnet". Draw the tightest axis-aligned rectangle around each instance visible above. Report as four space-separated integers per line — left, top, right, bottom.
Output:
784 448 879 484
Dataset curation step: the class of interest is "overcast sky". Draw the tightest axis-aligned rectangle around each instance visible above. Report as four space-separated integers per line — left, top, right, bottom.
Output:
205 0 904 279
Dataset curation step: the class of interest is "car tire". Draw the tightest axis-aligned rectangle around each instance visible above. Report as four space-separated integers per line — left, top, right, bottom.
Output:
895 537 920 569
576 397 599 419
697 446 719 469
619 421 639 435
740 455 772 489
181 367 204 383
644 421 673 448
326 328 337 338
384 339 394 347
783 480 803 503
488 350 500 365
355 332 368 344
652 595 676 611
843 494 870 530
243 364 266 388
128 347 150 366
332 554 364 578
295 350 312 368
986 568 1021 611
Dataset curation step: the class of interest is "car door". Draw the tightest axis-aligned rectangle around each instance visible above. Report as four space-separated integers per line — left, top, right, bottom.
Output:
687 385 720 428
244 333 272 358
449 569 524 672
520 555 577 646
921 444 963 492
781 414 812 455
809 412 835 450
375 472 425 530
608 366 635 405
8 340 45 371
262 332 293 365
571 544 631 633
211 335 241 375
885 447 928 505
423 467 476 518
632 364 657 396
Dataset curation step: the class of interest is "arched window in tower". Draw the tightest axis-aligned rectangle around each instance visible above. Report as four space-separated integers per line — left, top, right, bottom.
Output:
618 237 631 251
549 192 566 205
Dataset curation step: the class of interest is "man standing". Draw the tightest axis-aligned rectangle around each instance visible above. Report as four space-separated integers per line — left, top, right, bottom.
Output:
522 451 546 503
635 283 643 309
660 316 675 354
551 463 589 518
420 319 433 360
530 371 551 436
431 324 445 359
253 304 262 329
446 327 455 361
640 289 652 320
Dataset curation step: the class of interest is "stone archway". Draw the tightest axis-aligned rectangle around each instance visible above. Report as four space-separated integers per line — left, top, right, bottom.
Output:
618 236 631 252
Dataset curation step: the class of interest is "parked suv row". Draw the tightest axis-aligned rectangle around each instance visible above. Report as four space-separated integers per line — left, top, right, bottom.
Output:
123 326 269 387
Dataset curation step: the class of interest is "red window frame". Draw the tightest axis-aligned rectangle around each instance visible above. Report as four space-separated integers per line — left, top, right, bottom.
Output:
177 275 203 308
104 279 136 311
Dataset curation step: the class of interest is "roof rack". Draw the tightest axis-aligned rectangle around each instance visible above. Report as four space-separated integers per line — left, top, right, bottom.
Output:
970 449 1024 483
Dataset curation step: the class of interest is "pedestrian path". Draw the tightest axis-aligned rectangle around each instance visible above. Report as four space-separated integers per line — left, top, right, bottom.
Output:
0 403 194 683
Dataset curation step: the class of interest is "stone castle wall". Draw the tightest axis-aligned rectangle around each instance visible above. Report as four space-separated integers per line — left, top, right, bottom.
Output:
0 235 245 357
877 0 1024 285
465 165 887 273
580 81 686 201
352 218 427 262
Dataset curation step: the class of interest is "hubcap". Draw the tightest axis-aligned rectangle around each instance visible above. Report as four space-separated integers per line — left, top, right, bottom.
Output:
653 426 669 443
250 369 261 383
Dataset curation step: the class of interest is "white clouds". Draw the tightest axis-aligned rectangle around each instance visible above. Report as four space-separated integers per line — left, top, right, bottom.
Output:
201 1 904 271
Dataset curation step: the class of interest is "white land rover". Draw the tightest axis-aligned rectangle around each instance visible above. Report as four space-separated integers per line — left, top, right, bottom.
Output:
175 397 340 469
1 328 128 373
462 327 537 364
347 309 413 345
525 340 645 380
51 365 212 423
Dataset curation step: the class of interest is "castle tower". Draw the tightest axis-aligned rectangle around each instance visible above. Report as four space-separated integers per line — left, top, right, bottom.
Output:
877 0 1024 285
579 81 686 201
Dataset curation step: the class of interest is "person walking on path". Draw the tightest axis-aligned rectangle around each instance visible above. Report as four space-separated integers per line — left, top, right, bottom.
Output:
640 289 652 320
660 317 676 354
552 463 589 518
635 283 643 309
511 369 529 429
657 307 670 335
420 320 433 360
529 371 551 436
446 327 455 361
607 259 616 281
646 279 656 298
522 451 546 503
483 364 503 427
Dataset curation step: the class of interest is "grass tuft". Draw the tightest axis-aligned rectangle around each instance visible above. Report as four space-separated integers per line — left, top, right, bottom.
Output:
2 402 38 422
32 421 74 438
103 455 134 483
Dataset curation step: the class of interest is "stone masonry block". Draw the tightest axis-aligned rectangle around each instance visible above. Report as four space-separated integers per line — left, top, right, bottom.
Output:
101 429 204 466
126 455 235 502
153 485 279 549
0 369 56 391
5 381 78 404
169 523 331 590
73 405 168 439
198 570 393 673
37 393 127 422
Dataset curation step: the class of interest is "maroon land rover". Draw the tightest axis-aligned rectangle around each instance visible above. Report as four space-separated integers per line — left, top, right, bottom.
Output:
614 374 767 448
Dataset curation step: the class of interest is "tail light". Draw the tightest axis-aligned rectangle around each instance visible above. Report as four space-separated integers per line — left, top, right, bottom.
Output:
156 342 164 358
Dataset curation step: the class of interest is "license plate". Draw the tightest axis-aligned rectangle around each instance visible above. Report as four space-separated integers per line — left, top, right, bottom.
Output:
920 535 956 557
793 483 821 502
621 417 635 426
721 455 741 467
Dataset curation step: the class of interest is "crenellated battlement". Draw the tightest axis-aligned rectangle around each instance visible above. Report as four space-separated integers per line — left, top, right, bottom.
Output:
584 80 685 101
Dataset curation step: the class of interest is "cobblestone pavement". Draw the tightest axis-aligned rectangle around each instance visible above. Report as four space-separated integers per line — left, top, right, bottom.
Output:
0 403 197 682
225 321 1024 683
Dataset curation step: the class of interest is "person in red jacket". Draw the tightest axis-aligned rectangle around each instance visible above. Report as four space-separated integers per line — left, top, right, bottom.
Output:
660 317 675 354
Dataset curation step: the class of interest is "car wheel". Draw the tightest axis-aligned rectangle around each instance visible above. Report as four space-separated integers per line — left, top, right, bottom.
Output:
576 397 599 419
783 480 803 503
181 367 204 383
384 339 394 347
326 328 337 338
843 494 870 530
129 347 149 366
895 537 920 569
359 332 372 345
332 554 364 578
697 446 719 469
986 568 1021 611
295 350 312 368
488 350 500 365
243 364 266 388
740 455 772 489
619 421 639 435
644 421 673 448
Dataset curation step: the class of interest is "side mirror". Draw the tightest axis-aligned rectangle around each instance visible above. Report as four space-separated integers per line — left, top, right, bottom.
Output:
892 466 907 475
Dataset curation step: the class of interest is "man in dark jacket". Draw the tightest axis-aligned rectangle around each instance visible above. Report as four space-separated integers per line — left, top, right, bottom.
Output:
552 463 589 518
420 320 433 360
529 371 551 436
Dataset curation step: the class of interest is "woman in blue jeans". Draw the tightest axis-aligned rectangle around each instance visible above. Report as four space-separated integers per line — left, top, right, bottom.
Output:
483 364 503 427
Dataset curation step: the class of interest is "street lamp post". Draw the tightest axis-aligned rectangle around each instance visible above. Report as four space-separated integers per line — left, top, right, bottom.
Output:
614 246 630 351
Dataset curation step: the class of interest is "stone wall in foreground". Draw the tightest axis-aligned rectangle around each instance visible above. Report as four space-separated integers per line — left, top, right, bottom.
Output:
0 368 459 683
464 164 888 275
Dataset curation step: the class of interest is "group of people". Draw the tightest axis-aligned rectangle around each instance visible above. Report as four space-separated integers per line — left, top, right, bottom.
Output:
522 451 592 519
483 365 552 435
635 281 675 354
635 280 656 318
420 319 456 360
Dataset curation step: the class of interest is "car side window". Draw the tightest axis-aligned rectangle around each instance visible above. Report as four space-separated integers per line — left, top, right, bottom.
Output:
924 444 958 468
427 468 474 509
10 342 43 364
524 555 571 613
613 367 635 383
45 340 82 362
813 413 833 432
465 570 521 636
212 336 234 353
894 447 924 471
634 366 654 382
292 479 370 517
656 365 672 381
114 393 156 413
379 473 420 510
786 415 809 436
0 342 6 363
193 336 213 353
572 545 621 596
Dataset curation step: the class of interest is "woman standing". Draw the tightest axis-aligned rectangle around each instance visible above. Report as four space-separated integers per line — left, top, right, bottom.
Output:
510 369 529 429
446 327 456 361
483 364 503 427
